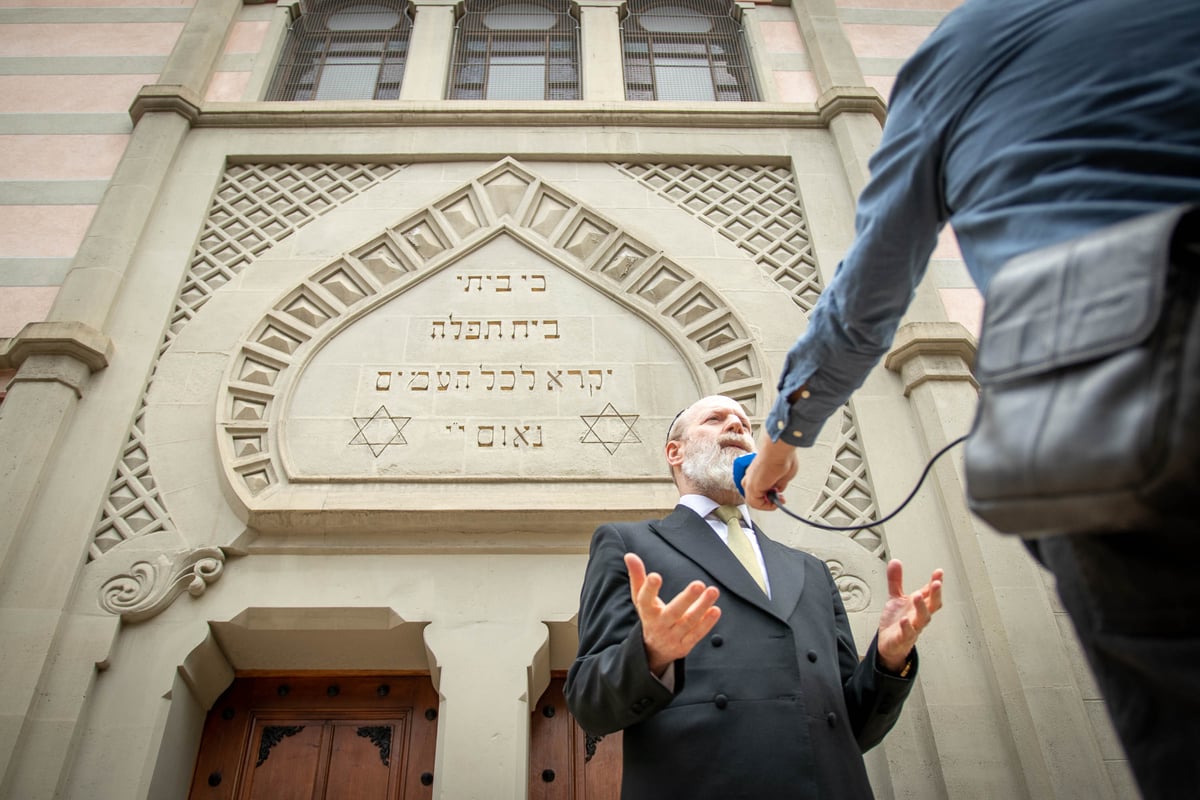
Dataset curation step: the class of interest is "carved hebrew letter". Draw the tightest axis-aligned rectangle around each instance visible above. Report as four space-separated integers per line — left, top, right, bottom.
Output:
485 320 503 340
543 320 559 339
513 426 530 447
567 369 585 388
527 274 547 292
521 366 536 390
482 369 496 390
450 318 463 340
376 371 393 391
456 370 471 390
431 321 446 339
512 320 529 338
496 274 511 292
500 370 516 391
436 371 452 391
477 426 495 447
465 320 481 340
463 274 484 292
546 370 564 390
409 371 430 391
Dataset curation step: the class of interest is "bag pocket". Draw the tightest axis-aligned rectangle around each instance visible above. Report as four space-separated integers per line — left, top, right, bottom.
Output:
965 205 1199 536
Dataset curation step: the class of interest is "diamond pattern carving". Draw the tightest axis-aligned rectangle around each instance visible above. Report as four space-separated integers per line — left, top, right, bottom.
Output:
90 162 403 560
168 163 403 344
812 406 886 558
616 163 823 311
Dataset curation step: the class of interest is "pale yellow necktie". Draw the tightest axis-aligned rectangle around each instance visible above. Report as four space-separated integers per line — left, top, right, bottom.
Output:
714 505 766 592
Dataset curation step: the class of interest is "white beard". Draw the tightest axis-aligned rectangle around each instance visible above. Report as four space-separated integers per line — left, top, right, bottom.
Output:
681 434 750 499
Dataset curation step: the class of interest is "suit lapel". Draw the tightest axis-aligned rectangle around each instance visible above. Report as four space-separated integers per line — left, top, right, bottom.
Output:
652 506 781 620
756 526 806 621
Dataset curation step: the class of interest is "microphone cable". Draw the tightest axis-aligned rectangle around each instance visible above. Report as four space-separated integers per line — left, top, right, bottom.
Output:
762 434 968 532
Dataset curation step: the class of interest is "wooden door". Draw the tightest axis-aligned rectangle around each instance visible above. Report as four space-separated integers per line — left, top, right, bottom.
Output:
528 677 622 800
188 675 439 800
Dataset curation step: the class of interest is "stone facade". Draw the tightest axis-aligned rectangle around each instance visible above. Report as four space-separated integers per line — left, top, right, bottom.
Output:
0 0 1135 797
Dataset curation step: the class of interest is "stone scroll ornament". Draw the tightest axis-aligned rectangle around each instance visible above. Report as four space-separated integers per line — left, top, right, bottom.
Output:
827 559 871 612
98 547 225 623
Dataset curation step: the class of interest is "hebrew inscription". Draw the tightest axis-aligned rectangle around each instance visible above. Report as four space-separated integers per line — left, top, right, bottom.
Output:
281 233 702 479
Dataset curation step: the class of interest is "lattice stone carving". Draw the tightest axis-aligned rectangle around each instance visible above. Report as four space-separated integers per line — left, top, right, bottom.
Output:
168 163 405 346
616 163 823 311
812 406 886 557
90 162 404 560
218 159 768 502
90 407 175 561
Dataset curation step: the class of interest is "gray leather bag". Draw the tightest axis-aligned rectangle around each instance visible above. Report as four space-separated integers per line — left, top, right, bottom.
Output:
965 205 1200 536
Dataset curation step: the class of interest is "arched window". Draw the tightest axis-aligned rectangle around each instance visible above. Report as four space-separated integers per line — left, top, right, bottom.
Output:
448 0 580 100
621 0 758 101
265 0 413 101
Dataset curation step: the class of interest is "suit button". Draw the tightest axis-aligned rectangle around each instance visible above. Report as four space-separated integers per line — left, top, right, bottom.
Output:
631 698 651 713
711 635 724 648
826 712 837 728
714 694 728 709
807 651 818 663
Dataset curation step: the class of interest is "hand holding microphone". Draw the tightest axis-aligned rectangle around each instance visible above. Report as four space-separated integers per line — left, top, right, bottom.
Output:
737 433 799 511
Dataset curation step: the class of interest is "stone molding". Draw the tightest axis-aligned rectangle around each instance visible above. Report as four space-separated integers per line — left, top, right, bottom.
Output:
0 322 113 397
98 546 226 623
129 84 887 129
884 321 978 396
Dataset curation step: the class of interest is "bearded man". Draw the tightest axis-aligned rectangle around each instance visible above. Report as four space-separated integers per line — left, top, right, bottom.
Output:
565 395 943 800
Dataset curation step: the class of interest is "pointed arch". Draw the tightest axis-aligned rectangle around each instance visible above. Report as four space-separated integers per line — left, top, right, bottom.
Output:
215 159 768 530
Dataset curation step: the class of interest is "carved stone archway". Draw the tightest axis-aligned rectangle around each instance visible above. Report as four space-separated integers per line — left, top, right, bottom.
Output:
214 159 772 539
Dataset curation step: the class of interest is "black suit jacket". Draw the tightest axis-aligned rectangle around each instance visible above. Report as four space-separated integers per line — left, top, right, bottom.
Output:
565 506 916 799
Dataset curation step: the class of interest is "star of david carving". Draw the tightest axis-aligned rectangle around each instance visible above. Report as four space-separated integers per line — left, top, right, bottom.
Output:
349 405 412 458
580 403 641 455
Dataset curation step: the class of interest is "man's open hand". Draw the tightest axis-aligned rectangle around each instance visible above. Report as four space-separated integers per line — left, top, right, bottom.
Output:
626 552 722 676
876 559 944 672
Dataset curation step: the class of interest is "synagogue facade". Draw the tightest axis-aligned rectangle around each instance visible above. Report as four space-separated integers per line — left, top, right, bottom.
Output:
0 0 1135 797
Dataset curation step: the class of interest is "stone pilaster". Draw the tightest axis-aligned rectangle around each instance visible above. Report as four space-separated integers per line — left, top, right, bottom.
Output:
577 0 626 101
400 0 460 100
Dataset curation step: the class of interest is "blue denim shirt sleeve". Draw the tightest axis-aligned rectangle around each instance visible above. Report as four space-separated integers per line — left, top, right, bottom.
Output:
766 88 948 446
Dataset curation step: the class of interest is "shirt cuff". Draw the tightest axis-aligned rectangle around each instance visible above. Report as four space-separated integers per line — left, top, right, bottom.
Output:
765 388 833 447
653 662 677 693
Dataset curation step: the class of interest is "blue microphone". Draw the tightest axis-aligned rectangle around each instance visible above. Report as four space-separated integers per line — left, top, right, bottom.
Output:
733 453 756 497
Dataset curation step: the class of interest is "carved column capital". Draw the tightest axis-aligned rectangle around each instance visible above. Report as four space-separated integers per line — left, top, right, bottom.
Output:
0 321 111 373
884 321 978 397
816 85 888 127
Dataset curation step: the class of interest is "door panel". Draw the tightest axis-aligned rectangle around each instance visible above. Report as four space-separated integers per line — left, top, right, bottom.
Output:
188 675 438 800
529 677 622 800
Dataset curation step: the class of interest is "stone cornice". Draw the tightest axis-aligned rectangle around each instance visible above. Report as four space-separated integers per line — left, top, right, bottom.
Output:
129 84 887 129
884 322 978 396
0 321 112 373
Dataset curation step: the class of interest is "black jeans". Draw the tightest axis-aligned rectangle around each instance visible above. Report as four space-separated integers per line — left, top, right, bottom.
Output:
1033 528 1200 800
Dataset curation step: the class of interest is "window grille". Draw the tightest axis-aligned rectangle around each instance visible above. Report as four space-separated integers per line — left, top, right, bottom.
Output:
621 0 759 101
265 0 413 101
448 0 581 100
